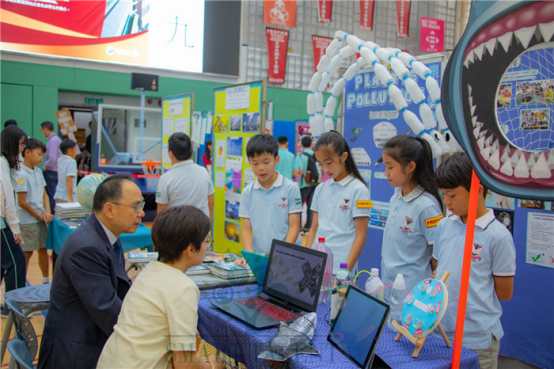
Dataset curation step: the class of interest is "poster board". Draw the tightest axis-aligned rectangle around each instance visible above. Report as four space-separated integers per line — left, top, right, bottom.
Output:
212 81 267 254
161 93 194 172
342 55 445 282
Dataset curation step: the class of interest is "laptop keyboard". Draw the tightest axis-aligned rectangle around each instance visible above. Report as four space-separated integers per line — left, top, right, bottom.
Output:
237 297 298 322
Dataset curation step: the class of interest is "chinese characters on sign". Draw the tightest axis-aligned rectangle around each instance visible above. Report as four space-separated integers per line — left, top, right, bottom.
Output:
396 0 411 38
359 0 375 31
312 35 333 73
266 28 290 84
318 0 333 23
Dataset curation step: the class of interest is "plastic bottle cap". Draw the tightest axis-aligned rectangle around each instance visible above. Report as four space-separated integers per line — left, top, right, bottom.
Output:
318 237 325 243
370 268 379 277
340 263 348 269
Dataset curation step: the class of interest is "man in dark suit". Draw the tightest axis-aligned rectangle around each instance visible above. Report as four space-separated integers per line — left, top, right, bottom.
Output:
38 174 145 369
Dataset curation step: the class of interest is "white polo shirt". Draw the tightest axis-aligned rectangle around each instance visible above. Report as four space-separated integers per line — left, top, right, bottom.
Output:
54 155 77 201
16 164 47 225
156 160 214 218
311 175 370 274
239 173 302 255
432 209 516 350
381 185 443 294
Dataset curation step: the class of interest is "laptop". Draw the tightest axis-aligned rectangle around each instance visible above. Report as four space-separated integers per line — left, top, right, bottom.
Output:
211 239 327 329
241 250 269 285
327 286 391 368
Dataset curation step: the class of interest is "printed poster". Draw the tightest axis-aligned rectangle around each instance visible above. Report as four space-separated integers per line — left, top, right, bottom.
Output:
526 212 554 269
225 156 243 193
215 139 226 168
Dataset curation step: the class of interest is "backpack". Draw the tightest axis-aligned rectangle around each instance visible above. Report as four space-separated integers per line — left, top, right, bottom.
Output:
302 152 320 186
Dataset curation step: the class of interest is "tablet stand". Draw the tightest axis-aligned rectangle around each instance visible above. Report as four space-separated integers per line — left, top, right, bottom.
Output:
391 271 451 358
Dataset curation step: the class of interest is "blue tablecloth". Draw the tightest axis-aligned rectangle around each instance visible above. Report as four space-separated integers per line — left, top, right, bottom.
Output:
46 217 153 254
198 286 479 369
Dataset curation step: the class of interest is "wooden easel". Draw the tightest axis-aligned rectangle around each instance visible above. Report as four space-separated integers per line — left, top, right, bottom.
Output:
391 271 451 358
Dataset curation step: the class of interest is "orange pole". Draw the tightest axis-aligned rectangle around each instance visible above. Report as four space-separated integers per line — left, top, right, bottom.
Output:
452 170 480 368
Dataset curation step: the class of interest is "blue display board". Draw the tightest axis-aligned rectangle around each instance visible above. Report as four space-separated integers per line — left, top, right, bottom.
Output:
343 58 443 288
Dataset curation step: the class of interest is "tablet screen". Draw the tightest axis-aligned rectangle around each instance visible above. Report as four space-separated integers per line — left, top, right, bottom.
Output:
328 286 390 368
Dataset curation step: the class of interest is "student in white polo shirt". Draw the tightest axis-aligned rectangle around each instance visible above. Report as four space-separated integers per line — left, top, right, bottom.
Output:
54 139 77 203
305 131 370 274
236 134 302 260
16 138 53 282
156 133 214 222
380 135 444 297
432 152 515 369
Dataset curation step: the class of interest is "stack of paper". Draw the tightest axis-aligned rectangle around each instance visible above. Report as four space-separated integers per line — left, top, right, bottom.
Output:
127 252 159 264
185 265 210 276
55 202 86 220
206 262 254 279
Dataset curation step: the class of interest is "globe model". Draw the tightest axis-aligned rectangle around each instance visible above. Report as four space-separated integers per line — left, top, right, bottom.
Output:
77 173 107 212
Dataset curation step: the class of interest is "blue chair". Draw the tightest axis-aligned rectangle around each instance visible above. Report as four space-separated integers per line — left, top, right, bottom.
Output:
6 339 35 369
4 299 38 368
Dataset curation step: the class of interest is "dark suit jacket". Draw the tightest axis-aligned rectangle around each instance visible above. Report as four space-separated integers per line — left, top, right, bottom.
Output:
38 215 131 369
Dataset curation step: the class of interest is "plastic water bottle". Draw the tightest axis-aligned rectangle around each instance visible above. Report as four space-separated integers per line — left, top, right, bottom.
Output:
365 268 384 300
313 237 333 304
336 263 351 290
387 274 407 332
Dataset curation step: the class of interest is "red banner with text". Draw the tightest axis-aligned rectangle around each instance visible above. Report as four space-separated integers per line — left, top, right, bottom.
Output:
396 0 411 38
318 0 333 23
266 28 289 84
359 0 375 31
312 35 333 73
264 0 297 28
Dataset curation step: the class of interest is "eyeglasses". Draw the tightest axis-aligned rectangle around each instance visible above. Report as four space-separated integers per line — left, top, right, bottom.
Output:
204 238 214 250
111 201 145 213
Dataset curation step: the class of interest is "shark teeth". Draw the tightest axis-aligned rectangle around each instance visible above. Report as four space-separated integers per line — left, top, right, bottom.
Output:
497 32 513 53
514 26 536 49
539 22 554 42
500 158 514 177
484 38 497 56
488 147 501 170
514 154 530 178
500 147 511 163
464 21 554 67
531 153 551 179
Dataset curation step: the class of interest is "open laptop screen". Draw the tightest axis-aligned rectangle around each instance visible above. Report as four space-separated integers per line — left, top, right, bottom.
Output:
328 286 390 368
262 240 327 313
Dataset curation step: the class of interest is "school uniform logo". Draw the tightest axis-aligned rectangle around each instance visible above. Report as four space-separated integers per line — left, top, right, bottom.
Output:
400 216 414 233
471 244 483 261
17 178 25 186
294 197 302 206
278 197 288 208
339 198 351 210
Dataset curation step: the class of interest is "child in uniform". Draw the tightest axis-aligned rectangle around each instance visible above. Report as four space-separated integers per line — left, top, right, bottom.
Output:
432 152 515 369
237 134 301 259
16 138 53 282
381 135 444 295
98 205 223 369
275 135 295 180
54 139 77 203
305 131 370 274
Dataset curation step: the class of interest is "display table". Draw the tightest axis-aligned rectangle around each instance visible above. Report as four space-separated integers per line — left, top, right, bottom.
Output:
46 217 153 254
197 286 479 369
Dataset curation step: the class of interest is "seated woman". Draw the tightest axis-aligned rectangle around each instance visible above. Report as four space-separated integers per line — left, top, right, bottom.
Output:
97 205 223 369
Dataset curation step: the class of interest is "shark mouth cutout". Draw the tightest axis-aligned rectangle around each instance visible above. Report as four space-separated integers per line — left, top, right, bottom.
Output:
443 1 554 200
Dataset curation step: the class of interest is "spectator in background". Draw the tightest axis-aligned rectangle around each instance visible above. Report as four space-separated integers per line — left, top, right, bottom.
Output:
294 136 316 234
41 121 62 212
202 139 213 175
1 125 28 317
4 119 17 129
79 121 92 172
275 135 295 180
